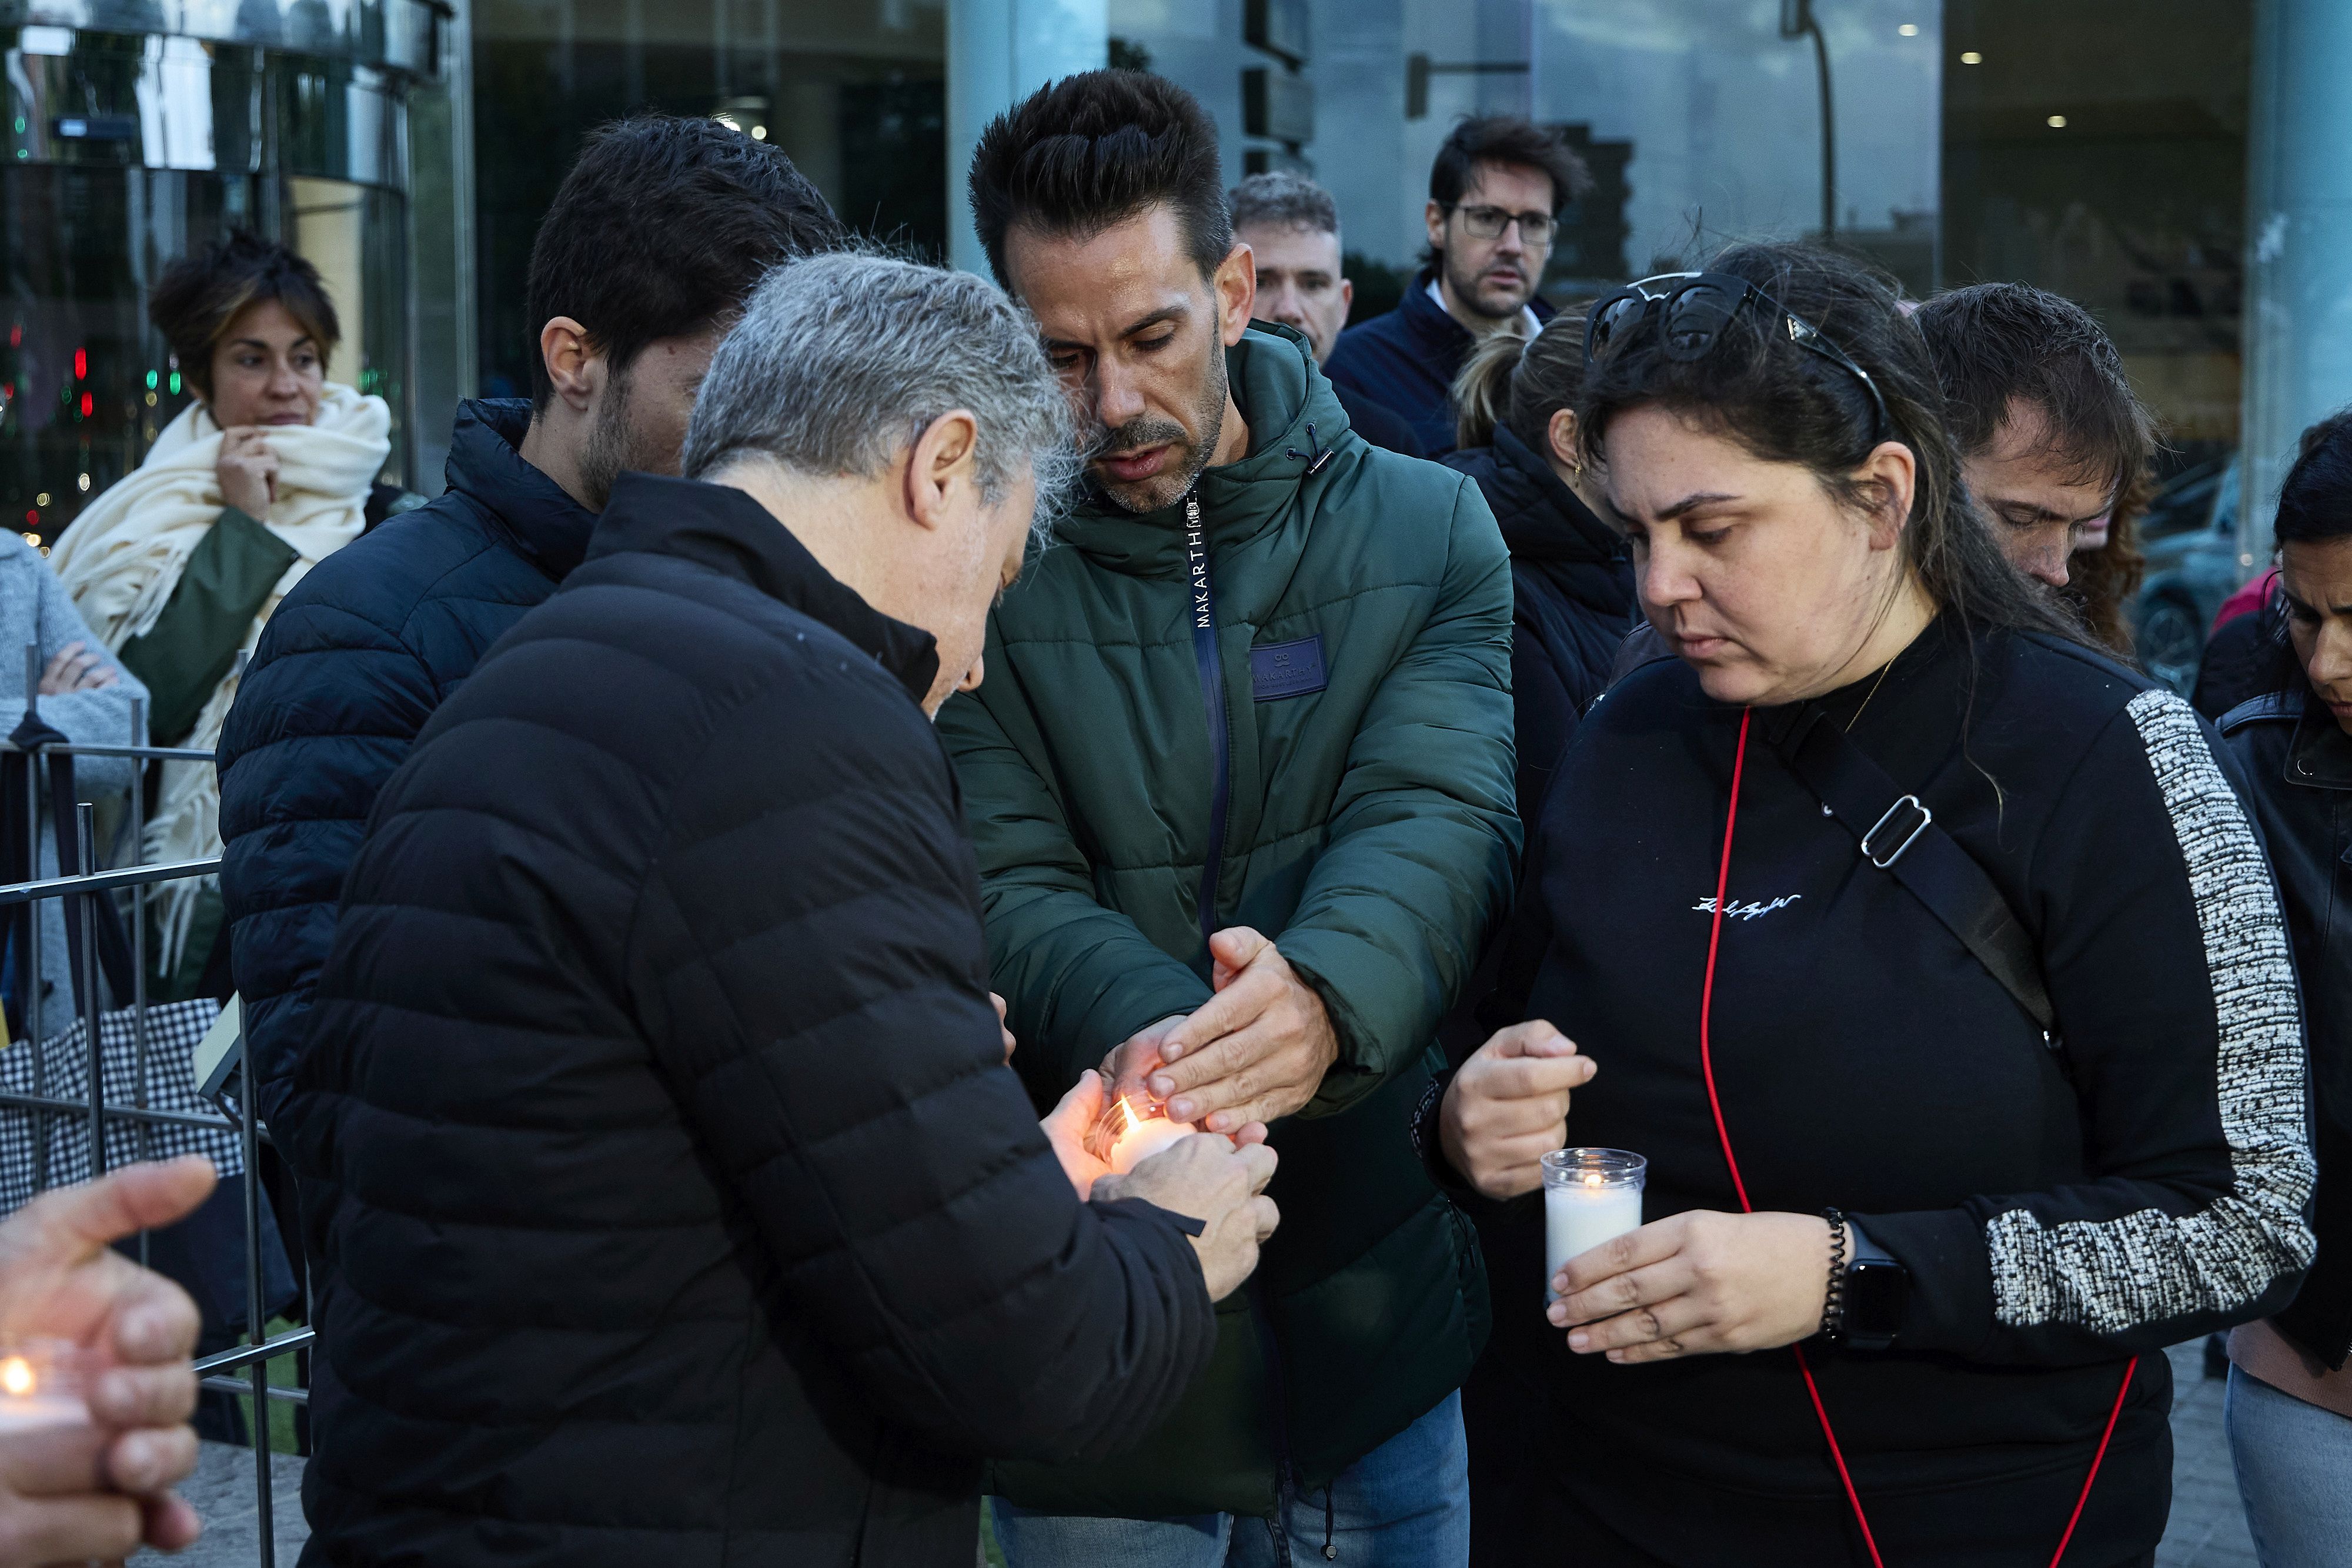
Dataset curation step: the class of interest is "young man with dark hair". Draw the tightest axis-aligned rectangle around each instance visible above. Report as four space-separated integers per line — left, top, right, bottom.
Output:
1914 281 2154 592
956 68 1519 1566
1324 115 1588 456
1227 171 1424 456
217 115 841 1140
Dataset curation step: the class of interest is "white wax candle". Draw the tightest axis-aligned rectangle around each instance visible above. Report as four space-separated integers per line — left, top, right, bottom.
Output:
1544 1182 1643 1303
0 1352 88 1433
1108 1116 1194 1175
0 1393 88 1433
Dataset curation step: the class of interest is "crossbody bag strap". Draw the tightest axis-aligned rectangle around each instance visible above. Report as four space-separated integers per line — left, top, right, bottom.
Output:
1766 704 2056 1035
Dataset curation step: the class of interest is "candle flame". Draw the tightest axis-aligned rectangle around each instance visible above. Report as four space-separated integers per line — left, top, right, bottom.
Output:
1112 1096 1141 1139
1582 1171 1603 1188
1 1358 32 1398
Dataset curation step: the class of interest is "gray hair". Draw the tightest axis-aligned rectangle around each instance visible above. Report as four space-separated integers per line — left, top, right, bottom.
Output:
682 250 1077 533
1227 172 1340 240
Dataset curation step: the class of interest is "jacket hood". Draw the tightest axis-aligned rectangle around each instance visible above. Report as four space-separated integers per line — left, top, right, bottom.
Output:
1475 426 1619 562
1447 424 1631 616
444 399 600 583
1056 326 1347 577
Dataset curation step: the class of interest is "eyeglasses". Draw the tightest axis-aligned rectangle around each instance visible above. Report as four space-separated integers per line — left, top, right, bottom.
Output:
1449 204 1556 245
1583 271 1891 443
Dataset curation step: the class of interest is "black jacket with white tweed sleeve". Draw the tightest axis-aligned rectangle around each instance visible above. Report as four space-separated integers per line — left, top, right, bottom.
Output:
1481 614 2313 1540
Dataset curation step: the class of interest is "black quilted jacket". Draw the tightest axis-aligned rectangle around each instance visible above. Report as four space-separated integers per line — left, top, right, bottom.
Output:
1442 423 1635 823
287 473 1220 1566
219 400 598 1132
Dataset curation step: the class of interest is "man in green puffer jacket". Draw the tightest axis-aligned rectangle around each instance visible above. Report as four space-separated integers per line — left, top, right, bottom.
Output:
941 72 1519 1565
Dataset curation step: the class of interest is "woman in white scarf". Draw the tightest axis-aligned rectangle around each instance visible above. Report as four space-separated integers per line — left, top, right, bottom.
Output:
48 232 410 988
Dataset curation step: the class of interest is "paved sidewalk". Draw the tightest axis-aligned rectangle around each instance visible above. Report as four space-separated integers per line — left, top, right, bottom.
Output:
2156 1339 2259 1567
131 1440 305 1566
142 1340 2263 1567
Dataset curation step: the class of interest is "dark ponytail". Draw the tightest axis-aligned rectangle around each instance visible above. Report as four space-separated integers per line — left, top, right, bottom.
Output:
1451 309 1591 456
1576 242 2080 648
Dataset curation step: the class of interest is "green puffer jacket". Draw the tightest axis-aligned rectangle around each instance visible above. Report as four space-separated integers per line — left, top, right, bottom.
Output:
938 326 1519 1518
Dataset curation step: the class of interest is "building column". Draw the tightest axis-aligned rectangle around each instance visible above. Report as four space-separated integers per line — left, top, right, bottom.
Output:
2239 0 2352 570
945 0 1108 276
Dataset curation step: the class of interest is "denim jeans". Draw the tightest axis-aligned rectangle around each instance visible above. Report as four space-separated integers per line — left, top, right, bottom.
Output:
991 1390 1471 1568
2227 1365 2352 1567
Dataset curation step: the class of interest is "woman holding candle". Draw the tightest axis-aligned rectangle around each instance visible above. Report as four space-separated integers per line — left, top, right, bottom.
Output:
1431 244 2314 1567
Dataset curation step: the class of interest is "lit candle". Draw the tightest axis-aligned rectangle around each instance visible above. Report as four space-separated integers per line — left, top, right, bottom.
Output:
1103 1095 1197 1175
1541 1148 1647 1305
0 1340 91 1434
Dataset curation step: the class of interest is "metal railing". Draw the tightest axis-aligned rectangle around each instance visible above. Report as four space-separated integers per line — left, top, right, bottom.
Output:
0 643 299 1563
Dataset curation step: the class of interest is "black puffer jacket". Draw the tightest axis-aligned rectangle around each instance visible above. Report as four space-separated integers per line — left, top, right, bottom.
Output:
289 474 1220 1567
2224 688 2352 1369
1443 424 1635 817
220 399 597 1130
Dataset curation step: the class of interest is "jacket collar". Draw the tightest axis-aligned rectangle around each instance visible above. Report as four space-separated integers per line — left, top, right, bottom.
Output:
1055 326 1343 578
443 400 600 582
586 472 941 706
2288 697 2352 791
1485 424 1624 569
1399 266 1475 362
1401 264 1556 355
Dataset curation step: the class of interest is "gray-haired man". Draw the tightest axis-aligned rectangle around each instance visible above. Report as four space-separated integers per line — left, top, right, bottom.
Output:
284 252 1278 1568
1228 171 1426 456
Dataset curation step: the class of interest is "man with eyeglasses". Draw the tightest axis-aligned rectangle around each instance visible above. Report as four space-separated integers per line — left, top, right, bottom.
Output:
1325 116 1588 456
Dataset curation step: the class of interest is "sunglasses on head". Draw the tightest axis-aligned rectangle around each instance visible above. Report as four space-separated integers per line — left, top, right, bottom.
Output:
1582 271 1892 444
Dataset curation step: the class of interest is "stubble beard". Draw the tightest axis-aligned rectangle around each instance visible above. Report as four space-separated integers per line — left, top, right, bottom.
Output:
1090 345 1231 516
1442 245 1532 322
575 364 638 512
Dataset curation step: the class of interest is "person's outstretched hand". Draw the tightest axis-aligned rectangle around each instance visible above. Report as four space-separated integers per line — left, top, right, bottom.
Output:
1142 928 1338 1134
1097 1014 1188 1107
1095 1136 1280 1301
1439 1021 1596 1199
1040 1071 1115 1201
0 1155 217 1562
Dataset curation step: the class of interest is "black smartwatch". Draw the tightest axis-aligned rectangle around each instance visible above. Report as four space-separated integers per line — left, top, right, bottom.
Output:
1835 1221 1909 1350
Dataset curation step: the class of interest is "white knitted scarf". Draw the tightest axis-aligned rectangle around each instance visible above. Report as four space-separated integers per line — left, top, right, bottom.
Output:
48 384 389 971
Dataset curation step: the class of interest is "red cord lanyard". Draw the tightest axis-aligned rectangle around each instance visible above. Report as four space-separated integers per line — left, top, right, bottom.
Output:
1699 707 2137 1568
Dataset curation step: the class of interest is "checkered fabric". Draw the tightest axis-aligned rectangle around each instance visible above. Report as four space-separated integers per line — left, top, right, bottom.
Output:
0 997 239 1214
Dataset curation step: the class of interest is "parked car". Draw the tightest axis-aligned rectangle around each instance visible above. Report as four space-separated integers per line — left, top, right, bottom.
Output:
2131 454 2244 695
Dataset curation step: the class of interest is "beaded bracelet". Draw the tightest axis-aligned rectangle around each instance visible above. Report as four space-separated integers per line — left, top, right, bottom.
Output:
1819 1206 1850 1340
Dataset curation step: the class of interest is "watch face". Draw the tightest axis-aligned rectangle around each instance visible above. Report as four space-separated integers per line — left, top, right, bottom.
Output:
1846 1259 1907 1339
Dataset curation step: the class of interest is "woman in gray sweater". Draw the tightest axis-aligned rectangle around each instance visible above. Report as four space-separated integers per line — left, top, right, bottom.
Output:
0 534 148 1029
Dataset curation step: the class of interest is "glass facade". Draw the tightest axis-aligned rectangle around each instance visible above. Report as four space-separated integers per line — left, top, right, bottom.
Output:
1 11 437 539
467 0 947 397
1942 0 2249 455
1095 0 2249 463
